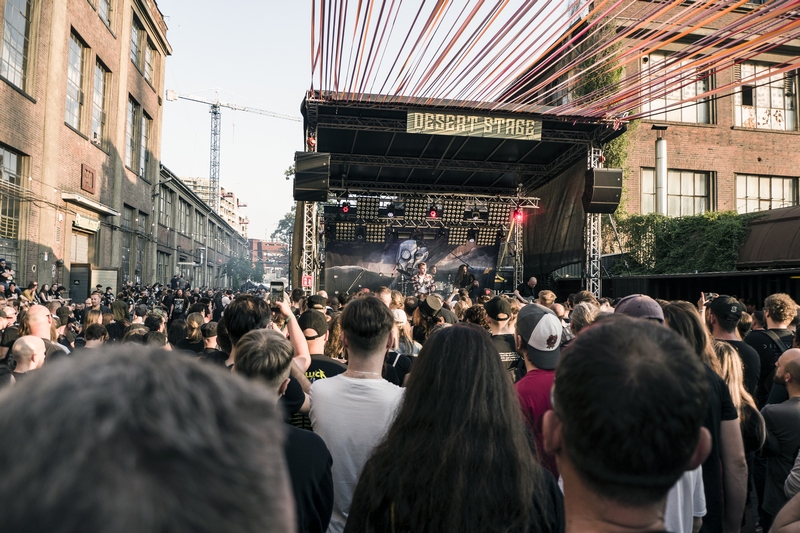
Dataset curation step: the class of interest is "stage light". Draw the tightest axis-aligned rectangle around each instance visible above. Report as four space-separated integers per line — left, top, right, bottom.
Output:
357 197 380 220
448 227 468 246
335 222 356 241
366 224 384 243
386 203 395 218
341 202 350 214
428 205 439 218
513 209 523 223
470 210 481 220
467 229 477 243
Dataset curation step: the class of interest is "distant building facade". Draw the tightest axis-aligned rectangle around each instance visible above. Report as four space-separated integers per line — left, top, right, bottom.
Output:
249 238 289 282
181 176 248 237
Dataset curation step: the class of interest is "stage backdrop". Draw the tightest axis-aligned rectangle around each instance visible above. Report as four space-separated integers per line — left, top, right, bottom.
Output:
326 238 499 296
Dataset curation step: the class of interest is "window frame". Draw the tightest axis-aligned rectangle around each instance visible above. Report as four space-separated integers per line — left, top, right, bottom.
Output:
91 59 109 148
1 0 35 91
735 174 799 213
65 31 87 131
641 167 713 217
641 51 713 124
734 62 798 131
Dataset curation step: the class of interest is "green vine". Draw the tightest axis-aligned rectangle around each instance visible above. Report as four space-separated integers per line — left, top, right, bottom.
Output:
609 211 764 275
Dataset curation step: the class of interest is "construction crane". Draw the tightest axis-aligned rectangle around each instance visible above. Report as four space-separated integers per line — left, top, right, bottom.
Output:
165 89 302 212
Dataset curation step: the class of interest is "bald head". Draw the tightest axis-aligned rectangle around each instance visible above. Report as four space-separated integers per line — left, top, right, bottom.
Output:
775 349 800 394
23 305 52 337
11 335 46 371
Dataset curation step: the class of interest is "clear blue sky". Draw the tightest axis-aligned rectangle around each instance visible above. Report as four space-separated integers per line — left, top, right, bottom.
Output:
158 0 311 241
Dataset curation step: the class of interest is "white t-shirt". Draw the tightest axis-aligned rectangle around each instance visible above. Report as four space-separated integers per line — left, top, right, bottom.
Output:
664 466 706 533
310 375 404 533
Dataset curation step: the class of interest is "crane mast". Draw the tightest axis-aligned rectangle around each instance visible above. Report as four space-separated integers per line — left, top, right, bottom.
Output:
165 89 301 213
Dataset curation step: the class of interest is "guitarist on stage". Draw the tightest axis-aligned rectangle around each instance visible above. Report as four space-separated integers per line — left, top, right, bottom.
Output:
514 276 537 304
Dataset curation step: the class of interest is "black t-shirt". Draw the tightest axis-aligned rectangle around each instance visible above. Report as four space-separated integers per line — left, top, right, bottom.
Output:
175 338 203 354
284 424 334 533
279 376 306 423
492 334 520 376
171 297 187 317
199 347 227 366
291 355 347 430
383 351 412 387
721 339 760 395
516 282 535 299
745 329 795 408
701 365 739 533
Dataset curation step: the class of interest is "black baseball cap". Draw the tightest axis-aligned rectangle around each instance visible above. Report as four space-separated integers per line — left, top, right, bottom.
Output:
485 297 511 321
298 310 327 339
708 295 744 323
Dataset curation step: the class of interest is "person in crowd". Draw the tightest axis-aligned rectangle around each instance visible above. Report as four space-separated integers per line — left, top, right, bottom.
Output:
542 316 711 533
122 324 149 344
0 346 295 532
537 289 556 308
760 348 800 529
514 276 537 303
462 304 490 331
746 293 797 408
169 288 187 322
664 465 707 533
4 281 19 299
89 291 110 314
82 323 109 349
19 304 68 358
37 283 52 304
393 308 420 356
324 314 345 361
104 299 130 342
613 293 663 323
411 295 444 344
484 296 519 379
738 311 754 340
310 296 405 533
20 281 39 305
144 310 167 334
167 319 188 350
175 312 204 353
199 322 226 365
515 303 563 477
144 330 170 350
663 302 747 533
572 290 600 308
132 304 147 325
346 323 563 532
568 301 599 338
704 295 760 395
0 258 14 289
7 335 46 382
235 328 334 533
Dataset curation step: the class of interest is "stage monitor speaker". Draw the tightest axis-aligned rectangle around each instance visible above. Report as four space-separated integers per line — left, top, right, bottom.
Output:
294 152 330 202
583 168 623 214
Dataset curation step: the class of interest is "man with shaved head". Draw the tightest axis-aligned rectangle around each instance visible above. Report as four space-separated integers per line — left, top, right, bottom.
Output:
761 348 800 527
9 335 46 381
20 305 68 358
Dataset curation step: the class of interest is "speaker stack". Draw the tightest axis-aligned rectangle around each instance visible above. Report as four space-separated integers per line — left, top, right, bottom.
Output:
582 168 623 214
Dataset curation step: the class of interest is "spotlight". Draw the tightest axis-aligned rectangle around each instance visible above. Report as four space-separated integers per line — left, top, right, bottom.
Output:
513 209 523 223
467 229 477 243
341 202 350 214
386 203 395 218
428 205 439 218
471 210 481 220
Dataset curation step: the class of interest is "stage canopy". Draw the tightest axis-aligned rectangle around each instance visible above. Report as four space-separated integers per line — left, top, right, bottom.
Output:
298 92 625 282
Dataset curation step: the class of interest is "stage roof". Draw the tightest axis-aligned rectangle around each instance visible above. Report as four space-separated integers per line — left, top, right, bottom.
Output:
302 92 626 197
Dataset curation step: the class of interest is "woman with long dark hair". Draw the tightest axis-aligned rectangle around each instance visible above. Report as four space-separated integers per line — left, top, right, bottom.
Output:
345 323 563 532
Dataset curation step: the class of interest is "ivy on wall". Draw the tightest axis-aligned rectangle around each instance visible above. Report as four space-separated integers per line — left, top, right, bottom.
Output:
610 211 763 275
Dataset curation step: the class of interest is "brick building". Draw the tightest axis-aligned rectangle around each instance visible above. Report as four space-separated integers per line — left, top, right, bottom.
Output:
524 2 799 219
0 0 247 298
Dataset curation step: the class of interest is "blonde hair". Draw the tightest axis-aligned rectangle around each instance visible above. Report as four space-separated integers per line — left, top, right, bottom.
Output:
713 340 765 449
537 290 556 308
185 312 204 343
83 309 103 329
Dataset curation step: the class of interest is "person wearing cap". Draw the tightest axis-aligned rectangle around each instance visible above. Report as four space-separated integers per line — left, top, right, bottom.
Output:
306 294 329 316
704 294 760 395
484 297 520 380
291 310 347 430
515 303 563 477
430 292 457 324
412 295 444 344
411 262 436 298
199 322 226 367
614 293 665 323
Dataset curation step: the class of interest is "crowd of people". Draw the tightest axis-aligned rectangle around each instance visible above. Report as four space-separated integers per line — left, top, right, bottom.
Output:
0 270 799 533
